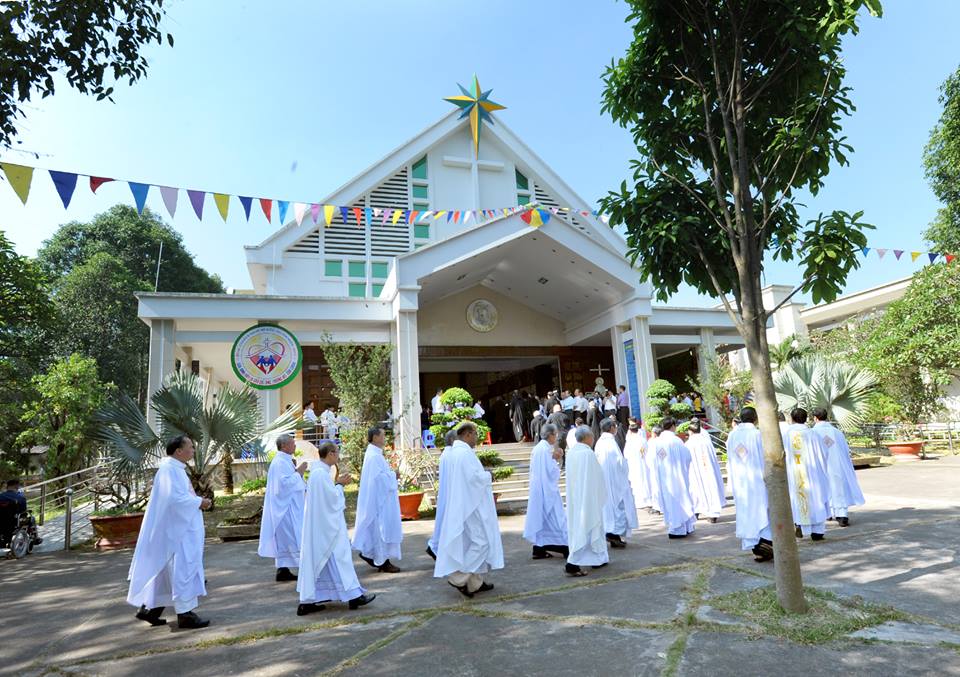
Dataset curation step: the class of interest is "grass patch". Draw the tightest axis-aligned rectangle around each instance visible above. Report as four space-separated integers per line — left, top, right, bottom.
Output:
710 585 907 644
662 633 688 677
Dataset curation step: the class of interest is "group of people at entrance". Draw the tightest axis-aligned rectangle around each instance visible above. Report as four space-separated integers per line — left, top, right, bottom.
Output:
123 403 864 629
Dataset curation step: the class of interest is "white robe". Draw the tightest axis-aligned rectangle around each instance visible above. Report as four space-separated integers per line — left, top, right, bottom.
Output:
813 422 865 518
685 432 727 518
645 434 662 511
565 442 609 566
298 461 364 603
258 452 306 568
433 440 504 579
654 431 696 536
127 457 206 613
565 428 578 451
623 430 651 509
352 444 403 565
523 440 568 546
725 423 771 550
594 432 638 538
782 423 830 535
427 444 454 555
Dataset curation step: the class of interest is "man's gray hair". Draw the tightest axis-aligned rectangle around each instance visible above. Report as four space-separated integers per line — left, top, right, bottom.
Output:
275 433 294 450
600 417 617 433
541 423 558 438
574 425 594 444
444 429 457 447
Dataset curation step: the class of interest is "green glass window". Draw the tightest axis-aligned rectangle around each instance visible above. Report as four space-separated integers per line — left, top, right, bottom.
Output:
414 242 425 249
371 262 389 279
348 282 366 298
348 260 366 278
412 184 429 200
414 224 430 239
372 283 384 296
324 259 342 277
517 194 531 206
412 156 428 180
515 168 529 191
413 202 429 213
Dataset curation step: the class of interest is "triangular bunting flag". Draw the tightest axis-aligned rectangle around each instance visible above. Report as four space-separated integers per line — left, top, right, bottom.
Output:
876 248 887 259
911 251 921 262
364 207 373 227
89 176 113 193
239 196 253 221
160 186 178 218
550 207 559 214
323 205 335 226
434 210 447 220
463 210 472 224
129 182 150 214
600 214 611 225
311 203 320 224
373 207 382 219
538 208 551 224
392 209 403 225
894 250 904 260
409 210 419 223
928 252 939 263
861 247 871 257
277 200 289 224
1 163 33 204
260 198 272 222
293 202 307 226
351 206 363 227
188 190 205 219
580 210 589 217
946 254 956 264
420 211 433 221
49 170 78 208
339 206 350 225
403 210 411 224
381 208 392 224
450 211 458 223
213 193 230 221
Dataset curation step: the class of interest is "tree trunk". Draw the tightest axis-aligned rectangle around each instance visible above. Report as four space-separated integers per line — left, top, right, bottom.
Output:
222 451 234 495
740 281 808 614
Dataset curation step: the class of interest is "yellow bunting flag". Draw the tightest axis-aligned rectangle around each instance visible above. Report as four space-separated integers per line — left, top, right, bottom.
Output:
433 210 446 220
323 205 335 227
391 209 403 225
1 162 34 204
213 193 230 221
910 251 922 262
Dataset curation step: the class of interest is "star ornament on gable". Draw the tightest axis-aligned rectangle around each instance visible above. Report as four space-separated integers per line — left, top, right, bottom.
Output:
444 75 506 158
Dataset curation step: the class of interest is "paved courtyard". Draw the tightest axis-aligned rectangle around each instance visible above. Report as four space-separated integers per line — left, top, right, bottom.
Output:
3 457 960 676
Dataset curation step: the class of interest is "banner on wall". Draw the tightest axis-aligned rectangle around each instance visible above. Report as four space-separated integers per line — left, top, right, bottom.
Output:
231 323 302 390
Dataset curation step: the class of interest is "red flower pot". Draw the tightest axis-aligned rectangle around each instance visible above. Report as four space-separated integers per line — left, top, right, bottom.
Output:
90 513 144 550
885 441 924 458
398 492 424 520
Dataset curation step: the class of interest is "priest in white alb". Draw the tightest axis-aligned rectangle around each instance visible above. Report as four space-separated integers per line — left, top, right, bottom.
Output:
426 428 458 561
258 433 307 582
523 423 569 560
724 407 773 561
623 418 651 511
645 425 663 513
594 418 638 548
296 442 376 615
684 418 727 523
353 426 403 573
565 425 608 576
127 435 212 630
812 407 864 528
654 417 697 539
433 422 504 598
782 408 830 541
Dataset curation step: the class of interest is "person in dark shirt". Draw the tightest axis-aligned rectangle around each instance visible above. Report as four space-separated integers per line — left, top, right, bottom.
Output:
0 478 27 513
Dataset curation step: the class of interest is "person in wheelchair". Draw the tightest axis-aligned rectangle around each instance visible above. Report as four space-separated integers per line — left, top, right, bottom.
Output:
0 478 42 556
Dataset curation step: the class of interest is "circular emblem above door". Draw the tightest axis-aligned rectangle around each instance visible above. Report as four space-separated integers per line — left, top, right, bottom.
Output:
466 299 498 333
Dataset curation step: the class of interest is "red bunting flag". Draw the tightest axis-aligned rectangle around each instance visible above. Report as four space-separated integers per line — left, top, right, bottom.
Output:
947 254 956 264
352 206 363 227
89 176 113 193
259 198 272 222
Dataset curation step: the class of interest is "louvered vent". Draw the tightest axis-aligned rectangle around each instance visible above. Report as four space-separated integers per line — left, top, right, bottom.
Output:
286 228 320 254
323 199 367 256
368 167 411 255
533 182 589 234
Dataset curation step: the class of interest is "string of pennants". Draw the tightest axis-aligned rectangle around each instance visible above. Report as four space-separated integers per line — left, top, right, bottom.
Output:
860 247 955 265
0 161 607 229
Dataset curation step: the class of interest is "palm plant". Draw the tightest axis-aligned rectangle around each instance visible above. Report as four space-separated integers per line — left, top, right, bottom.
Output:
773 355 878 431
769 335 812 370
95 371 301 501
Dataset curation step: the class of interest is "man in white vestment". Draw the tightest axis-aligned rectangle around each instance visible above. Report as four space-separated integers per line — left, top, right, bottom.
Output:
258 434 307 582
426 428 458 561
353 427 403 573
297 442 375 615
565 426 608 576
433 422 504 598
724 407 773 561
811 408 864 528
782 408 830 541
623 418 651 510
565 419 581 451
523 424 569 560
645 425 663 513
684 418 727 523
127 436 211 629
654 418 697 539
594 418 638 548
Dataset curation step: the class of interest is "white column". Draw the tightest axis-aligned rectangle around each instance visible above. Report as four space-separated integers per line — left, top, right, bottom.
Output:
629 316 656 418
146 319 176 430
610 325 628 390
697 328 720 426
262 389 281 425
394 310 422 449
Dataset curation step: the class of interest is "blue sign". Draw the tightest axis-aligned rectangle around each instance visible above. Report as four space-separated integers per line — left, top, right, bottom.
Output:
624 339 641 418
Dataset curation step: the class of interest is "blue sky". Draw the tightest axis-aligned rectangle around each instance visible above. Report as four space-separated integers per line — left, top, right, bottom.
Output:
1 0 958 306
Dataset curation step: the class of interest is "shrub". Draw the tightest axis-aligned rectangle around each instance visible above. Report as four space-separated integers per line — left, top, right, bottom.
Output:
238 476 267 494
440 387 473 408
670 403 694 419
476 450 504 467
646 379 677 401
491 465 515 481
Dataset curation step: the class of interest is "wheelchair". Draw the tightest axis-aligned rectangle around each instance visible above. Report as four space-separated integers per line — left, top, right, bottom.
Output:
0 496 40 559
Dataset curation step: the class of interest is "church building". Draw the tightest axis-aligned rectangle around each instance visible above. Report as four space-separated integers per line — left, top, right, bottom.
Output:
136 96 744 447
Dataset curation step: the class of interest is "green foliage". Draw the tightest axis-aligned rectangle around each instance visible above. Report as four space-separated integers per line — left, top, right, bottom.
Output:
476 450 504 468
669 403 694 419
862 391 905 424
923 63 960 253
646 379 676 401
491 465 514 481
18 354 113 478
0 229 54 364
773 356 877 431
439 387 473 407
676 421 692 435
451 406 477 420
686 354 753 428
238 476 268 494
769 335 813 370
0 1 173 149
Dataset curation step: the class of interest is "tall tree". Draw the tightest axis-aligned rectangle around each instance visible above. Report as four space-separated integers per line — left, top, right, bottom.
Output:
600 0 880 612
0 0 173 149
923 63 960 253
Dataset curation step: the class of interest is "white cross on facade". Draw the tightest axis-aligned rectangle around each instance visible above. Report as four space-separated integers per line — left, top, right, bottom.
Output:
589 363 609 376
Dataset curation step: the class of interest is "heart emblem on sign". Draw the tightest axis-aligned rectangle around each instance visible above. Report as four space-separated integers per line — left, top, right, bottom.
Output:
248 341 286 375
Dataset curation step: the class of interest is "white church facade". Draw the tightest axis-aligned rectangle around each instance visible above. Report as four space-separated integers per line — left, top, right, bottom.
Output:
137 107 747 448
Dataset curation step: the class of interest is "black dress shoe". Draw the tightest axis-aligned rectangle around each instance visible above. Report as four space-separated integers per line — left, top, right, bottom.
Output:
348 593 376 610
359 554 378 569
837 517 850 527
448 581 474 598
605 533 626 548
795 525 803 538
135 605 166 626
752 540 774 562
531 546 553 559
708 517 718 524
475 582 494 594
296 602 326 616
176 611 210 629
565 563 586 576
378 560 401 573
276 567 298 582
668 533 688 539
811 533 825 541
425 545 437 561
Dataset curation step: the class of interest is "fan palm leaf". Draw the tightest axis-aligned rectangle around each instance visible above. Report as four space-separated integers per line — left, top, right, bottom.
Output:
774 355 877 431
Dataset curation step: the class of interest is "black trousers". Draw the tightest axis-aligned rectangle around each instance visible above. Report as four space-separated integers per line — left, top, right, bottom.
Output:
617 406 630 426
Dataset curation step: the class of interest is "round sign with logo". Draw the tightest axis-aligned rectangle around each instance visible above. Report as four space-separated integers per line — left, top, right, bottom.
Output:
231 323 302 389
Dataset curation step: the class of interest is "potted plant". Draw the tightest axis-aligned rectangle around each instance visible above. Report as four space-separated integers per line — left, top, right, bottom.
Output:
90 467 148 550
388 445 437 520
676 421 692 442
428 387 491 449
884 423 925 459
